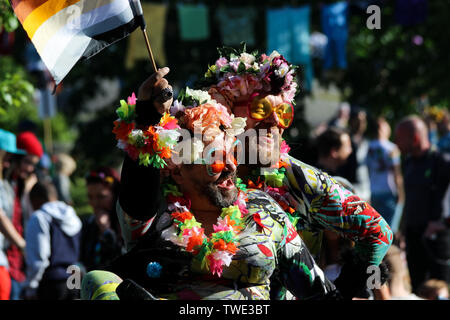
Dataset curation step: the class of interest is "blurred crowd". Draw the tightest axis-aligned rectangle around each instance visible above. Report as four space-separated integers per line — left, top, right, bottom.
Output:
0 103 449 300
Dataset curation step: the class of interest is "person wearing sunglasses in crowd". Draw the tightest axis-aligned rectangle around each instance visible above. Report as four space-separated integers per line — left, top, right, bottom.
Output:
117 46 392 300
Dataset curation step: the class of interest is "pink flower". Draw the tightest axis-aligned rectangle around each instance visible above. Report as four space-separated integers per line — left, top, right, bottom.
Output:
280 140 291 155
215 57 228 69
213 218 233 232
207 254 224 277
127 92 137 106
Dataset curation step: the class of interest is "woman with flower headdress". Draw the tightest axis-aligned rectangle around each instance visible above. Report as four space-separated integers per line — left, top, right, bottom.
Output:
80 92 341 300
114 44 392 300
79 167 124 272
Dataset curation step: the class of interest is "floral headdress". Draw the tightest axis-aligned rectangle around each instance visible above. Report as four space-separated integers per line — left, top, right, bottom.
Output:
199 43 298 107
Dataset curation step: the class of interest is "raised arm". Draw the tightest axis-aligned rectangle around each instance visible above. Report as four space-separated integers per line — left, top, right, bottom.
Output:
118 68 173 221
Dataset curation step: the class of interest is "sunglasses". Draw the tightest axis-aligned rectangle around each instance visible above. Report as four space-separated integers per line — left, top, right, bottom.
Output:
246 94 294 129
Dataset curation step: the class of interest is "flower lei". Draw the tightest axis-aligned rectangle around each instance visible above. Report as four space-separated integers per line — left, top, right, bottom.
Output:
161 182 248 277
112 93 181 168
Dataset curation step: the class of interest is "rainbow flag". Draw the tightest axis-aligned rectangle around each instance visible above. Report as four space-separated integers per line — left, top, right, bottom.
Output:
11 0 142 85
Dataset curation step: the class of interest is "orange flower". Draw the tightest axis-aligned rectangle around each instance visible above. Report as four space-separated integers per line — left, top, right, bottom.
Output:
159 146 172 159
171 211 193 223
186 232 205 252
277 160 289 169
113 120 134 141
213 239 238 255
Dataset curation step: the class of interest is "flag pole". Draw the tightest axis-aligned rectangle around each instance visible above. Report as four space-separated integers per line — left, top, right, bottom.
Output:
132 0 158 73
141 28 158 73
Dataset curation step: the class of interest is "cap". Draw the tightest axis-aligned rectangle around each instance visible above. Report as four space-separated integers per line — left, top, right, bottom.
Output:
0 128 26 154
16 131 43 158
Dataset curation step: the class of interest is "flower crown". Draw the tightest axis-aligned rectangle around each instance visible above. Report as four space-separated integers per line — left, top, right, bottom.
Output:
86 170 117 185
200 43 298 106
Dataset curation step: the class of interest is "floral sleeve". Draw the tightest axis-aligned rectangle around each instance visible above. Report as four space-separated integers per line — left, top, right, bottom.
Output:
282 155 393 266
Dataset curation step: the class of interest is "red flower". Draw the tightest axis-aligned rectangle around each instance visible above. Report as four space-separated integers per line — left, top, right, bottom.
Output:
113 120 134 141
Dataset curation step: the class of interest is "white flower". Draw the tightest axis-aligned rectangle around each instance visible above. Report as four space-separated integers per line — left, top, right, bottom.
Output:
240 52 256 65
274 63 289 78
128 129 144 145
212 250 233 266
269 50 281 60
161 225 182 245
170 100 185 116
225 117 247 137
186 87 212 104
157 128 181 146
168 202 189 212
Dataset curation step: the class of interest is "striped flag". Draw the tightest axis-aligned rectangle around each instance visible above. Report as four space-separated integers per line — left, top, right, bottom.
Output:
11 0 142 85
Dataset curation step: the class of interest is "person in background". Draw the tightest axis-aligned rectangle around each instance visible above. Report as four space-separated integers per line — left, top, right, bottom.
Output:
366 116 405 233
314 127 354 282
315 126 353 176
437 110 450 153
0 129 26 300
52 153 77 205
395 115 450 292
80 167 124 272
328 102 351 130
337 108 371 202
5 130 43 299
417 279 449 300
23 181 81 300
383 245 422 300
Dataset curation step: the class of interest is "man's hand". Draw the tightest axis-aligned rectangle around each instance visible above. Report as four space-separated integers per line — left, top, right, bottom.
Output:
137 67 173 115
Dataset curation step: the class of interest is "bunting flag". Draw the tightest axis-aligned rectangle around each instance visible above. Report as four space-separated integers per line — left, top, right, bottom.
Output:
11 0 142 85
266 6 313 91
177 4 209 41
321 1 349 70
126 2 167 69
215 7 257 47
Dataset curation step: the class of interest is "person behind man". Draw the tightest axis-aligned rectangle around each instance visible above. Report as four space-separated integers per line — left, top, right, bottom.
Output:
366 116 405 233
315 126 353 176
383 245 422 300
417 279 449 300
437 109 450 153
0 129 26 300
336 108 371 202
118 47 392 299
395 115 450 292
5 130 42 299
81 100 339 300
23 180 82 300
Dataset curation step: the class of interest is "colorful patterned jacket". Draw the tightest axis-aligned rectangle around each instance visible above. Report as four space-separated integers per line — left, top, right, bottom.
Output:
84 189 337 300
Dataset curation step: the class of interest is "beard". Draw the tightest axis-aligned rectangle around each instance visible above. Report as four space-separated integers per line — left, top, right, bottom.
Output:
202 171 238 208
